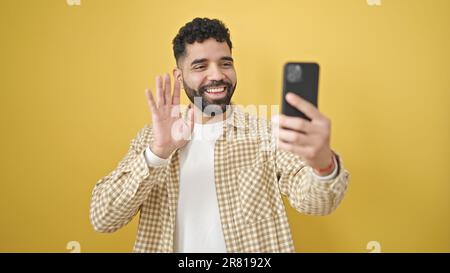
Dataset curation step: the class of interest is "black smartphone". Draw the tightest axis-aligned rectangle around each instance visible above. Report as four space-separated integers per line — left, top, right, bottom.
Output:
282 62 320 120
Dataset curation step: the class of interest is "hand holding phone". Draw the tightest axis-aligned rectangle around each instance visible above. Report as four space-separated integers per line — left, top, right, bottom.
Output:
277 62 335 175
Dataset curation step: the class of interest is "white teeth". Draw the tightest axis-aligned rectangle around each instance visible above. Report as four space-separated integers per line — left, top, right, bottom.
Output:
206 86 225 93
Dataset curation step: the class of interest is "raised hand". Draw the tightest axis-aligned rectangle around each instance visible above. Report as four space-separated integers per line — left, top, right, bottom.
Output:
145 73 194 159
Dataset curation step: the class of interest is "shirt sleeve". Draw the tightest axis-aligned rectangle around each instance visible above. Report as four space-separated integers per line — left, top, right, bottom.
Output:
275 148 350 216
310 155 339 181
144 146 170 167
89 126 169 233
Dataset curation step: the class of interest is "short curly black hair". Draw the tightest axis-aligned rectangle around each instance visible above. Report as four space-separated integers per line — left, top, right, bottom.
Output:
172 17 233 64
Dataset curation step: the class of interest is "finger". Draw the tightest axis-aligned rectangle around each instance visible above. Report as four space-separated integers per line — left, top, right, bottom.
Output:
278 114 312 133
286 92 321 120
164 73 171 105
278 128 310 145
145 88 157 112
277 140 296 154
181 107 195 141
172 78 181 105
156 76 164 107
187 107 195 132
171 103 181 118
277 140 311 158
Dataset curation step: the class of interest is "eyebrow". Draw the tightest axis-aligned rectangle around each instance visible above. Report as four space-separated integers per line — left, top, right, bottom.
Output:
190 56 234 67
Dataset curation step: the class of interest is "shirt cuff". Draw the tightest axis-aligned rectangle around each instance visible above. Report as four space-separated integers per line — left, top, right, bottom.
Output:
144 146 170 167
311 155 339 181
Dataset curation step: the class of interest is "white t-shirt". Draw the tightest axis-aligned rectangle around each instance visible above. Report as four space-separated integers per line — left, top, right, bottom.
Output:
144 119 227 253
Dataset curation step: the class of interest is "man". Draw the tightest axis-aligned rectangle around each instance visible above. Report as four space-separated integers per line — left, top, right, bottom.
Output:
90 17 349 253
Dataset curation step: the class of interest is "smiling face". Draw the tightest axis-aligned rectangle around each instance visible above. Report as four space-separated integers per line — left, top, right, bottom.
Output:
174 38 237 116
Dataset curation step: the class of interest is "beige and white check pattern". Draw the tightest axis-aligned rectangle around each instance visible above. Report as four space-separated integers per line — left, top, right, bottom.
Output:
89 106 350 252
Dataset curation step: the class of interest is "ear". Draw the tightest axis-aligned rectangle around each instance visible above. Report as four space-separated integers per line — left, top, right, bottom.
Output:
173 68 183 85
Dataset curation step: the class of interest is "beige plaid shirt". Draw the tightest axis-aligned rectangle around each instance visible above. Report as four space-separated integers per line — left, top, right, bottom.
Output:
90 106 349 252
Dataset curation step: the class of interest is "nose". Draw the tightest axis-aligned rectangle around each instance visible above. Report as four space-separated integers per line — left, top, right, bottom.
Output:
206 63 225 82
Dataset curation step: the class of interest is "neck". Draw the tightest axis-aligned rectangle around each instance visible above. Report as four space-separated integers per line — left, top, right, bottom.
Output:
192 104 231 124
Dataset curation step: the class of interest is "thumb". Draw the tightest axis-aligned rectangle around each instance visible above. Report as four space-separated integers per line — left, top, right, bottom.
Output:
187 107 195 132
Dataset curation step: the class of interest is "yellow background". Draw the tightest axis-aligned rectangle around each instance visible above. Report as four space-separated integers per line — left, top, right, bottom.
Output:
0 0 449 252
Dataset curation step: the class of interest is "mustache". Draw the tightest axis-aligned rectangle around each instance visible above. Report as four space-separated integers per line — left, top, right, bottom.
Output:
199 80 233 93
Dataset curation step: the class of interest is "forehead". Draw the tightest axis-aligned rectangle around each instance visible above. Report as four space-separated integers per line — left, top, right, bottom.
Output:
183 38 231 63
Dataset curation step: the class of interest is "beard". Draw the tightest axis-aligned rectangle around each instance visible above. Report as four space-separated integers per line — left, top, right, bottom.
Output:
183 79 237 116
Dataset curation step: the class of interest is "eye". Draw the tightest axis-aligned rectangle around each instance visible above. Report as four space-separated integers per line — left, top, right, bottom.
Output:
194 65 206 70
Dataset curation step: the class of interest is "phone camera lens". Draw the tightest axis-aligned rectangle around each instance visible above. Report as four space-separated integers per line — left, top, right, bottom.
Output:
287 64 302 83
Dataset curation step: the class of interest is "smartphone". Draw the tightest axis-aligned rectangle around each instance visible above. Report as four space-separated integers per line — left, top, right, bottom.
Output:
282 62 320 120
